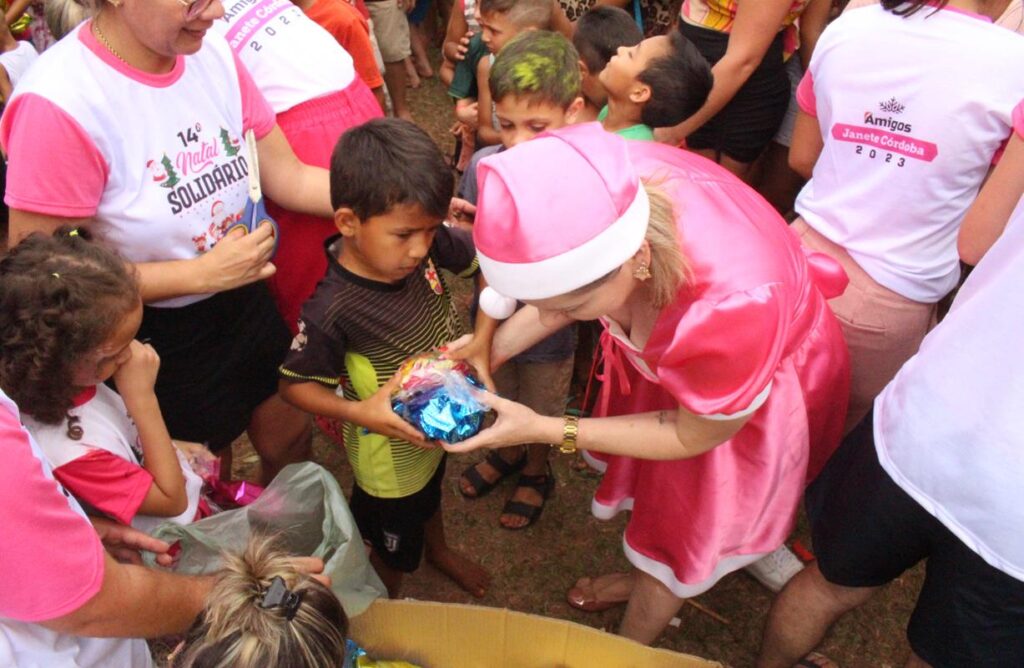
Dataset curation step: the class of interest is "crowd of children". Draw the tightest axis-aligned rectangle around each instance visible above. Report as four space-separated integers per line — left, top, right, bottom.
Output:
1 0 1023 666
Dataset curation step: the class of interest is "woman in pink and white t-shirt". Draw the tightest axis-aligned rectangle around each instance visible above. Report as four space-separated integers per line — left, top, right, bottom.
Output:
788 0 1024 432
1 0 335 483
212 0 382 332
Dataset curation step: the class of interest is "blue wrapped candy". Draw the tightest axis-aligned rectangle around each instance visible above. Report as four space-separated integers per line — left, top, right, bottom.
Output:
390 354 489 443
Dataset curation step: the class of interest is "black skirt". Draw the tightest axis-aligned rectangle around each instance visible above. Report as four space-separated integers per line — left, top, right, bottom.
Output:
679 21 791 164
137 281 291 451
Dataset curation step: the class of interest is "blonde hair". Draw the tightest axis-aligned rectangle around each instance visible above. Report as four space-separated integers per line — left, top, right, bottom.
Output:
174 536 348 668
562 182 687 307
46 0 91 40
642 182 687 308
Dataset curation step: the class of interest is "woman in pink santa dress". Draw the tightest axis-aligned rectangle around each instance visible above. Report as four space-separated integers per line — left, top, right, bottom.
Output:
447 123 850 643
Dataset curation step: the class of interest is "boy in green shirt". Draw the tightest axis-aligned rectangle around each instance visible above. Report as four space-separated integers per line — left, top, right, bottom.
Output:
598 31 713 141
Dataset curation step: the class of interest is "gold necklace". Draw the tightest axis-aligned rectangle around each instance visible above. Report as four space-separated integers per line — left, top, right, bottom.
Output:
93 17 129 65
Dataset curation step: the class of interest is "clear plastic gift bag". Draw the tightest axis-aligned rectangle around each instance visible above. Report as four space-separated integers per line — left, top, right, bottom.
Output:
150 462 386 616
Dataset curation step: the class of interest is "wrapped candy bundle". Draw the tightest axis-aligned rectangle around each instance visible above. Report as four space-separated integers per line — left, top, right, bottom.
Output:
390 353 489 443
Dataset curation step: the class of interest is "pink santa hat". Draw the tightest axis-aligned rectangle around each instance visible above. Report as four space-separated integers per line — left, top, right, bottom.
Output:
473 123 650 319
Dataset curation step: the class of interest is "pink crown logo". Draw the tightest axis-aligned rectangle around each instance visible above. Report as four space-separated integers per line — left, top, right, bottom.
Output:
879 97 905 114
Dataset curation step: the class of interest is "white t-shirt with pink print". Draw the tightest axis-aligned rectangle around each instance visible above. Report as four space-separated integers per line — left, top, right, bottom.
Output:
212 0 357 114
794 4 1024 302
0 23 276 307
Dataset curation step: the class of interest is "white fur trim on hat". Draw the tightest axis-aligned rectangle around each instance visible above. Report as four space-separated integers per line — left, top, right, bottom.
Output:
479 287 518 319
478 184 650 301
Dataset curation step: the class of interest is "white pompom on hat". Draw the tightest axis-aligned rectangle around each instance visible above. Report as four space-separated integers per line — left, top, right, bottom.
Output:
473 124 649 319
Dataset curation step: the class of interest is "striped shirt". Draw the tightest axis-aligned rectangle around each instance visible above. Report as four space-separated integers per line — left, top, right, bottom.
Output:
281 228 478 498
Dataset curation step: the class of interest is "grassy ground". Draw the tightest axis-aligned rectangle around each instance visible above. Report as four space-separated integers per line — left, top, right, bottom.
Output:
221 61 924 668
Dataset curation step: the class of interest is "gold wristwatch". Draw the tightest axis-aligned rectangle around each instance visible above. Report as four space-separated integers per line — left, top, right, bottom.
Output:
559 414 580 454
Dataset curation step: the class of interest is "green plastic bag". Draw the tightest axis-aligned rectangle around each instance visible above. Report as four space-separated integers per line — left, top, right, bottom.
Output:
151 462 386 616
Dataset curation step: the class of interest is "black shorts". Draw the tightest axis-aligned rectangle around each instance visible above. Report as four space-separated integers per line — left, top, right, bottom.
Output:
350 455 446 573
807 415 1024 667
679 22 790 164
137 281 291 451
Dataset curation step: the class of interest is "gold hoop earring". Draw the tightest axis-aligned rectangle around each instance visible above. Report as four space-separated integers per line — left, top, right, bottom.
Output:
633 263 651 281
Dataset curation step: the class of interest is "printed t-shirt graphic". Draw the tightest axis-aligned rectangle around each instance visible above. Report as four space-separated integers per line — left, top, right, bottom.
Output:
794 5 1024 303
0 23 276 307
213 0 357 113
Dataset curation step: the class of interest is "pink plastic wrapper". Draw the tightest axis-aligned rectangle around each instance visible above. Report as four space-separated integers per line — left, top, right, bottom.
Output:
183 445 264 510
204 458 264 509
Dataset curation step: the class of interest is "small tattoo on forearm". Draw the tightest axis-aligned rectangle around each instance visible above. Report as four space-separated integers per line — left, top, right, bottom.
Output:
658 411 668 425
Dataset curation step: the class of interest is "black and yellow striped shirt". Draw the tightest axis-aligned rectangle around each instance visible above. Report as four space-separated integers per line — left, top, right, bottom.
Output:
280 228 478 498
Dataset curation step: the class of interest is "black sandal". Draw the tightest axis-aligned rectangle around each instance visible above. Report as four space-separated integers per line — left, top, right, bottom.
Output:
460 449 526 499
500 465 555 530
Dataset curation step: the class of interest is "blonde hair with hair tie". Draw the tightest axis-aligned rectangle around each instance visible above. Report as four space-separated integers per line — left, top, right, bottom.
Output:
173 535 349 668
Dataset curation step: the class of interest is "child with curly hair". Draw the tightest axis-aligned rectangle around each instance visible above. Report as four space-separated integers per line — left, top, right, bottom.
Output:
172 535 348 668
0 228 205 533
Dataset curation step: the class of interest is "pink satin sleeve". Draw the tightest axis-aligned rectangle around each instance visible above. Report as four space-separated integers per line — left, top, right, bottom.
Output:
1014 99 1024 138
655 283 788 417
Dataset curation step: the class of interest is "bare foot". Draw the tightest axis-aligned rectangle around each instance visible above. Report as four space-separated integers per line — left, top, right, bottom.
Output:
426 546 490 598
414 58 434 79
404 59 421 88
567 571 634 612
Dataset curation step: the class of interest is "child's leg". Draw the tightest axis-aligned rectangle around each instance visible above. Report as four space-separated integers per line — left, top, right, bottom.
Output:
368 548 405 598
367 0 413 119
423 504 490 598
458 361 525 497
500 356 573 529
349 479 427 599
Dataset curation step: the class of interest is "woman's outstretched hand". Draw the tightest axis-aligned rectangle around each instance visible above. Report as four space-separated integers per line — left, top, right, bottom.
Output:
442 390 545 453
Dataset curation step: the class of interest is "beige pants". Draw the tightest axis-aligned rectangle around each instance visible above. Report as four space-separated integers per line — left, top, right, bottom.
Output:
493 357 574 420
365 0 411 63
793 218 938 433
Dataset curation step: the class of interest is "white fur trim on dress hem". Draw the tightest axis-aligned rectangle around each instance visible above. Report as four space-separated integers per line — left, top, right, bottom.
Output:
623 540 770 599
477 185 650 300
581 450 607 473
591 494 632 520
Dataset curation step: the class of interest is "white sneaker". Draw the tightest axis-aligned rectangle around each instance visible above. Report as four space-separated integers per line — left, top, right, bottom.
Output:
745 545 805 593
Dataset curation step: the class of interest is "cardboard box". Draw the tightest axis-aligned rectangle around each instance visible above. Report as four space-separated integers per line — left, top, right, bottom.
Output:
350 599 722 667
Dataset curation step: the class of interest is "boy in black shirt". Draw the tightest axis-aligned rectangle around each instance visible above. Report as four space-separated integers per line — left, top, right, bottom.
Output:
280 119 490 598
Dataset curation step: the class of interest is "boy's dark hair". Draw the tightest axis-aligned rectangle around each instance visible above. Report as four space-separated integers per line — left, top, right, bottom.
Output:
489 31 581 108
881 0 947 17
330 118 454 221
573 6 642 74
478 0 551 29
0 227 139 436
637 31 713 129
